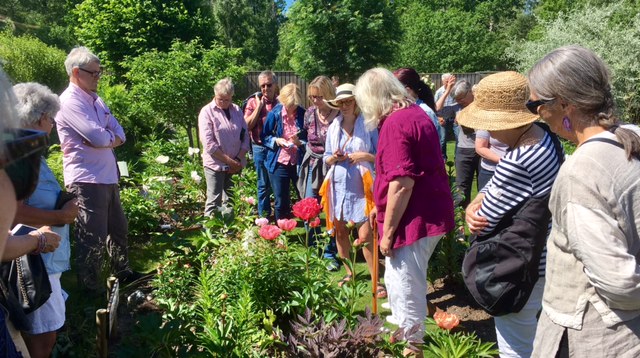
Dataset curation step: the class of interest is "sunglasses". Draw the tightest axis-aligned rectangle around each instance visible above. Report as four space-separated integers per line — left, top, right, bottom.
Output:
0 129 48 200
336 98 355 107
525 99 552 114
260 83 273 89
309 95 323 100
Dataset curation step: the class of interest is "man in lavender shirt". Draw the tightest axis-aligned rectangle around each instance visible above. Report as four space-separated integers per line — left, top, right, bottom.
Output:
56 46 142 293
198 78 250 216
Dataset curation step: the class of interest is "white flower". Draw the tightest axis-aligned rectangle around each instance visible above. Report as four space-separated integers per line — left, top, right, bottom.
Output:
241 229 256 256
155 155 169 164
188 147 201 156
191 170 202 184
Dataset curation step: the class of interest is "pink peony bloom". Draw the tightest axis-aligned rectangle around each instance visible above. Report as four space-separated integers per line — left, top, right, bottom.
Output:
277 219 297 232
292 198 322 221
243 196 256 205
309 217 321 228
433 309 460 331
255 217 269 227
259 225 282 240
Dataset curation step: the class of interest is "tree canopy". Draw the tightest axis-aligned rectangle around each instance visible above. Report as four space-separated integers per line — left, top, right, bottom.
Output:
276 0 398 81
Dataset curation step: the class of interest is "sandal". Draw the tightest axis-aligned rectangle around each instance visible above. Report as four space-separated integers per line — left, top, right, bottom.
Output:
376 284 388 299
338 274 352 287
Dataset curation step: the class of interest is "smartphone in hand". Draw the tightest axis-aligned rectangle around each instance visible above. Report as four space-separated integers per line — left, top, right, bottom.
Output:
11 224 38 236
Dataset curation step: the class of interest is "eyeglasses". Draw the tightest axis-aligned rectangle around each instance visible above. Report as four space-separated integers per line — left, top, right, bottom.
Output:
78 67 103 78
525 99 552 114
0 129 48 200
309 95 323 100
260 83 273 89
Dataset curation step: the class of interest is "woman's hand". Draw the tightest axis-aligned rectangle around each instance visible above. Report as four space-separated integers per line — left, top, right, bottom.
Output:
368 207 377 228
59 199 79 224
275 138 290 148
465 200 488 234
379 235 393 257
327 151 348 165
30 226 61 253
348 151 373 164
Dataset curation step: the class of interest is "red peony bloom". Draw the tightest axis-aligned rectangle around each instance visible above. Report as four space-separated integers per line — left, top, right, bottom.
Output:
292 198 322 221
309 217 321 228
277 219 297 232
259 225 282 241
433 309 460 331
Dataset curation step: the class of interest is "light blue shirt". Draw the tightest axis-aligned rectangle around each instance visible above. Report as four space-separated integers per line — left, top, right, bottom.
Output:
24 159 71 274
323 114 378 223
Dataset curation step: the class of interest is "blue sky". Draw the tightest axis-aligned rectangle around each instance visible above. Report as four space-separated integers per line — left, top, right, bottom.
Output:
286 0 294 10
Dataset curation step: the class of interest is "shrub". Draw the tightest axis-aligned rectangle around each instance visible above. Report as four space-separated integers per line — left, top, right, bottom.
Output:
0 30 67 92
506 1 640 122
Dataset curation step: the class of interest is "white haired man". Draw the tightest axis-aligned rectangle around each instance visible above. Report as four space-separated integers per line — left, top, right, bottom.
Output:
55 46 143 294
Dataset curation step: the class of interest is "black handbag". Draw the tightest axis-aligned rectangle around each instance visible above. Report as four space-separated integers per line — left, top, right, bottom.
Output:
0 254 52 331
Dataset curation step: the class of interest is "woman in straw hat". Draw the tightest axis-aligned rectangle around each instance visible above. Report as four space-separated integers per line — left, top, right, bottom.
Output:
460 71 563 357
319 83 383 295
527 45 640 357
355 68 454 357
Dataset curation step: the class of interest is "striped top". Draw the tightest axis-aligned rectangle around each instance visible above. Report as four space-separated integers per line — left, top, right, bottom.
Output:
477 130 562 275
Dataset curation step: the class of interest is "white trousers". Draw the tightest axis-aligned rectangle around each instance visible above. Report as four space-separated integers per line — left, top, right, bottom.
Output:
385 235 442 342
494 278 545 357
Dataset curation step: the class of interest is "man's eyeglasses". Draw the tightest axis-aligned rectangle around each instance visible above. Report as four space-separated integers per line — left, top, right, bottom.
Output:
0 129 48 200
260 83 273 89
78 67 103 78
525 99 552 115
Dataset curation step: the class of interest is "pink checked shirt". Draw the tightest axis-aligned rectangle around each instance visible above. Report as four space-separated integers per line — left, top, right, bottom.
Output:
198 101 250 171
56 83 125 186
277 106 299 165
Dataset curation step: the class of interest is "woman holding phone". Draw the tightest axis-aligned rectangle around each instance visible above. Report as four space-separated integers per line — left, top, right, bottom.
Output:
320 83 383 296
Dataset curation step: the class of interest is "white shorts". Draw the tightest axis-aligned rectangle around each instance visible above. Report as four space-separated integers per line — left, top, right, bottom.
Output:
25 273 67 335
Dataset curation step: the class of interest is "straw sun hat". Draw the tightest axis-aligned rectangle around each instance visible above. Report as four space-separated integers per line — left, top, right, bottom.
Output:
456 71 539 131
325 83 355 109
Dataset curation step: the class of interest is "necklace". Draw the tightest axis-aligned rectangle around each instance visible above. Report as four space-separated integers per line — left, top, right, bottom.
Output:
512 124 534 149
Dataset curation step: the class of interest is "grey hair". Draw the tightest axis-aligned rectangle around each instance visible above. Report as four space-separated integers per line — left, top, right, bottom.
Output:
355 67 412 130
258 70 277 84
214 78 234 96
441 73 452 82
13 82 60 127
64 46 100 77
453 80 472 100
529 45 640 160
0 68 19 157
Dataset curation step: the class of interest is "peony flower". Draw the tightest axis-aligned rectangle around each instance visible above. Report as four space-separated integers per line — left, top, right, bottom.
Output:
292 198 322 221
259 224 282 240
188 147 201 156
255 217 269 227
309 217 321 228
433 309 460 331
191 170 202 184
352 237 367 248
345 220 356 229
277 219 297 232
243 196 256 205
155 155 169 164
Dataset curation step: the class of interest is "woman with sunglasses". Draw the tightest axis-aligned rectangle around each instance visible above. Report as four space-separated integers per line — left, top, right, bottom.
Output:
8 82 78 358
527 46 640 357
296 76 340 270
261 83 306 219
319 83 383 296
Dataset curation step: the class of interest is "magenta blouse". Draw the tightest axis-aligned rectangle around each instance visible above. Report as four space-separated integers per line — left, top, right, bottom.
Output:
374 104 455 249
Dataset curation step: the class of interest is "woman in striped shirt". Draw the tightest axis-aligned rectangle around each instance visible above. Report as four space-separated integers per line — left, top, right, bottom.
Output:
459 71 562 358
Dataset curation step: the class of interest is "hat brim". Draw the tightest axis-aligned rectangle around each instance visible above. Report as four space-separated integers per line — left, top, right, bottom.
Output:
456 102 540 131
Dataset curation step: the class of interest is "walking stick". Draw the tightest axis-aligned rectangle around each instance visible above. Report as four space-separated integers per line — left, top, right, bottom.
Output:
372 220 379 314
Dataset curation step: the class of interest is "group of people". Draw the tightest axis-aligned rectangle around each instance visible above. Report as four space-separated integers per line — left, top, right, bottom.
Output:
1 42 638 358
205 47 640 358
0 46 144 357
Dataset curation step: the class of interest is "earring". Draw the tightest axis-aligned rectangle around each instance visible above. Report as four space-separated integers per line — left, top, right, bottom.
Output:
562 116 572 131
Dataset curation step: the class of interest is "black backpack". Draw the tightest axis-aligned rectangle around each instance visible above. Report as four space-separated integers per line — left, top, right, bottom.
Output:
462 123 563 316
241 91 262 114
